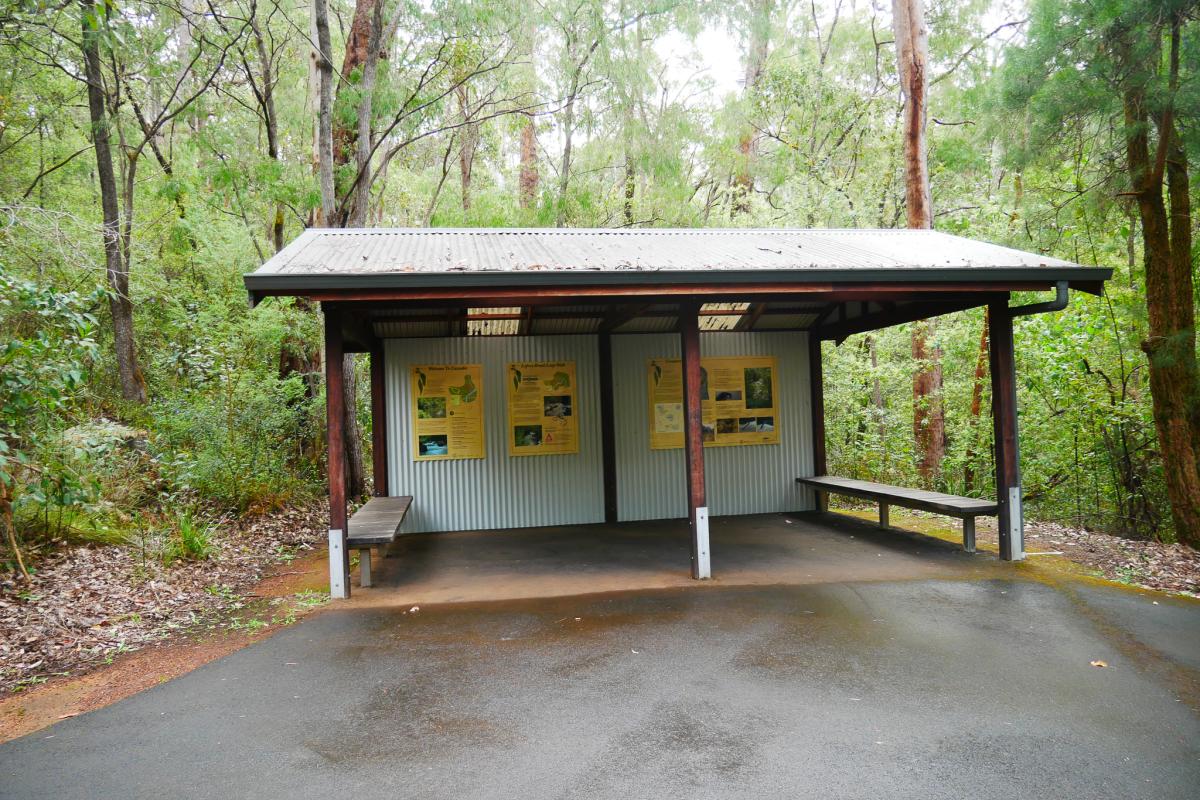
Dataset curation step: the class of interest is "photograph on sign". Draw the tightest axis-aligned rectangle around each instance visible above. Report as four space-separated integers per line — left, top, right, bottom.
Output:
648 356 780 449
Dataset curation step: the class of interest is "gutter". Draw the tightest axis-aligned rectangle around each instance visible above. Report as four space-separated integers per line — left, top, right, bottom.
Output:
1006 280 1070 318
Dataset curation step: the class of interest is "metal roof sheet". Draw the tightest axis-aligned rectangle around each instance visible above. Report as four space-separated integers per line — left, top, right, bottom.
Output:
255 227 1076 274
245 227 1109 301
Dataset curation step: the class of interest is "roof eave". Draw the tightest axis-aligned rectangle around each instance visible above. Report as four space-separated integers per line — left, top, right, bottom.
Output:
244 266 1113 306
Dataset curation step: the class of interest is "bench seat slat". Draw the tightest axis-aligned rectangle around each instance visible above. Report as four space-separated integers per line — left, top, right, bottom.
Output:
346 496 413 547
797 476 996 517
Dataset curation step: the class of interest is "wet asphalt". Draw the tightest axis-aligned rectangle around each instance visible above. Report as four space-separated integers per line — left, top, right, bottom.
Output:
1 575 1198 799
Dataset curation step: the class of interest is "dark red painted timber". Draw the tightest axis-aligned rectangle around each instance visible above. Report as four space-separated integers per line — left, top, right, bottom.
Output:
988 299 1021 560
679 304 707 579
816 297 1000 342
808 335 828 512
288 281 1054 306
599 332 618 523
323 306 350 594
369 339 388 498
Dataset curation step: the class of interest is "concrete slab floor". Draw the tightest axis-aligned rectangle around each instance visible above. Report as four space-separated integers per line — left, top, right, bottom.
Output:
2 513 1198 799
353 511 997 607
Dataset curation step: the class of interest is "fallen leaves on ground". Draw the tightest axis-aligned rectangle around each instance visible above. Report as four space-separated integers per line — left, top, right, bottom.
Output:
1021 521 1200 597
0 503 326 693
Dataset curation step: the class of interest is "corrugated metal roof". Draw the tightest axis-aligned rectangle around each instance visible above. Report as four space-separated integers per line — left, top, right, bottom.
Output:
253 227 1081 277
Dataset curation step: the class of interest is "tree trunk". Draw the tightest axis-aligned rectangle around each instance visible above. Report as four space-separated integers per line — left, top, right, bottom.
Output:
893 0 931 229
732 0 772 215
80 0 146 404
911 318 945 481
457 84 478 211
325 0 382 497
248 7 284 252
1123 77 1200 545
556 93 576 227
341 353 367 500
624 158 635 225
312 0 335 223
963 310 990 492
894 0 943 484
519 116 538 209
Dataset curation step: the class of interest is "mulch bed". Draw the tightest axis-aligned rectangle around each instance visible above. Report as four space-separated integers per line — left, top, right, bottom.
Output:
0 504 326 693
1020 521 1200 596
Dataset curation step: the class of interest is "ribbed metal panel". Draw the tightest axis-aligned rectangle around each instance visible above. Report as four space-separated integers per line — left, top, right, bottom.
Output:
386 336 604 533
611 332 814 521
531 317 602 335
754 313 819 329
374 319 451 338
256 227 1081 275
616 316 678 333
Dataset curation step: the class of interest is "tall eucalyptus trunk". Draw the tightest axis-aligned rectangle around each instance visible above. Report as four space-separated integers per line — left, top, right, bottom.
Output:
893 0 944 484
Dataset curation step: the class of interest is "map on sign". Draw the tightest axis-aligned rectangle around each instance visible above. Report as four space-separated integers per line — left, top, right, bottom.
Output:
647 356 780 450
507 361 579 456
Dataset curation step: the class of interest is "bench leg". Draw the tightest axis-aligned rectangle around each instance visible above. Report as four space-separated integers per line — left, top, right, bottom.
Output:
359 548 372 588
879 502 890 529
962 518 976 553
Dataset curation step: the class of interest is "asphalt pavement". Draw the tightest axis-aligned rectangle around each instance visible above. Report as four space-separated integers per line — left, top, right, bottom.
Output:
2 575 1198 799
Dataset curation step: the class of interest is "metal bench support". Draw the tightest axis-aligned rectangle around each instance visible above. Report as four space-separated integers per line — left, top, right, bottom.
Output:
359 548 372 587
962 518 976 553
879 502 890 529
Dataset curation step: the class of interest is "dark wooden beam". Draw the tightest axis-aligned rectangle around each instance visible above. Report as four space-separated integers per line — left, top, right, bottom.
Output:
808 335 828 512
369 338 388 498
599 332 618 523
988 299 1024 561
296 281 1053 307
323 306 350 599
679 303 710 579
600 303 653 333
517 306 534 336
816 297 994 342
735 302 767 331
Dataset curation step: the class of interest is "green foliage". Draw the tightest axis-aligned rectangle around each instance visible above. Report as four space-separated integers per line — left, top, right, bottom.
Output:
162 511 215 564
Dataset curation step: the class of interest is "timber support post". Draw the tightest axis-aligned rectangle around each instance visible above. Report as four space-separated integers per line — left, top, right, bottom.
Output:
324 305 351 598
599 332 618 523
369 338 388 498
808 334 828 511
679 303 710 579
988 300 1024 561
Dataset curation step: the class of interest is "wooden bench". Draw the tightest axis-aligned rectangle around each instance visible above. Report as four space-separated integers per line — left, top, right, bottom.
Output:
346 496 413 587
796 476 996 553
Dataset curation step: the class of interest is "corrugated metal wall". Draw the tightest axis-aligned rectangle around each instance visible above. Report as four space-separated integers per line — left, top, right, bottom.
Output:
385 331 814 533
386 336 604 533
611 332 814 521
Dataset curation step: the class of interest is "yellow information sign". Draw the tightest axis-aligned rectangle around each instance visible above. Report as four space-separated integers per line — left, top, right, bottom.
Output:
648 356 780 449
507 361 578 456
411 364 485 460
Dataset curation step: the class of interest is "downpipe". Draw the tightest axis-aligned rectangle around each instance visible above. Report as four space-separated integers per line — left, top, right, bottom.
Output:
1007 280 1069 318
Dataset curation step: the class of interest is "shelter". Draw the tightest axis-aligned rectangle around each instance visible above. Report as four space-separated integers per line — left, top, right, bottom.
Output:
244 228 1110 598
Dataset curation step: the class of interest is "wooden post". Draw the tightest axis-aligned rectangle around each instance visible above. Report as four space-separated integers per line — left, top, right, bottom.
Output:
988 300 1024 561
599 332 619 523
808 334 828 511
369 338 388 498
679 304 710 579
324 305 351 598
